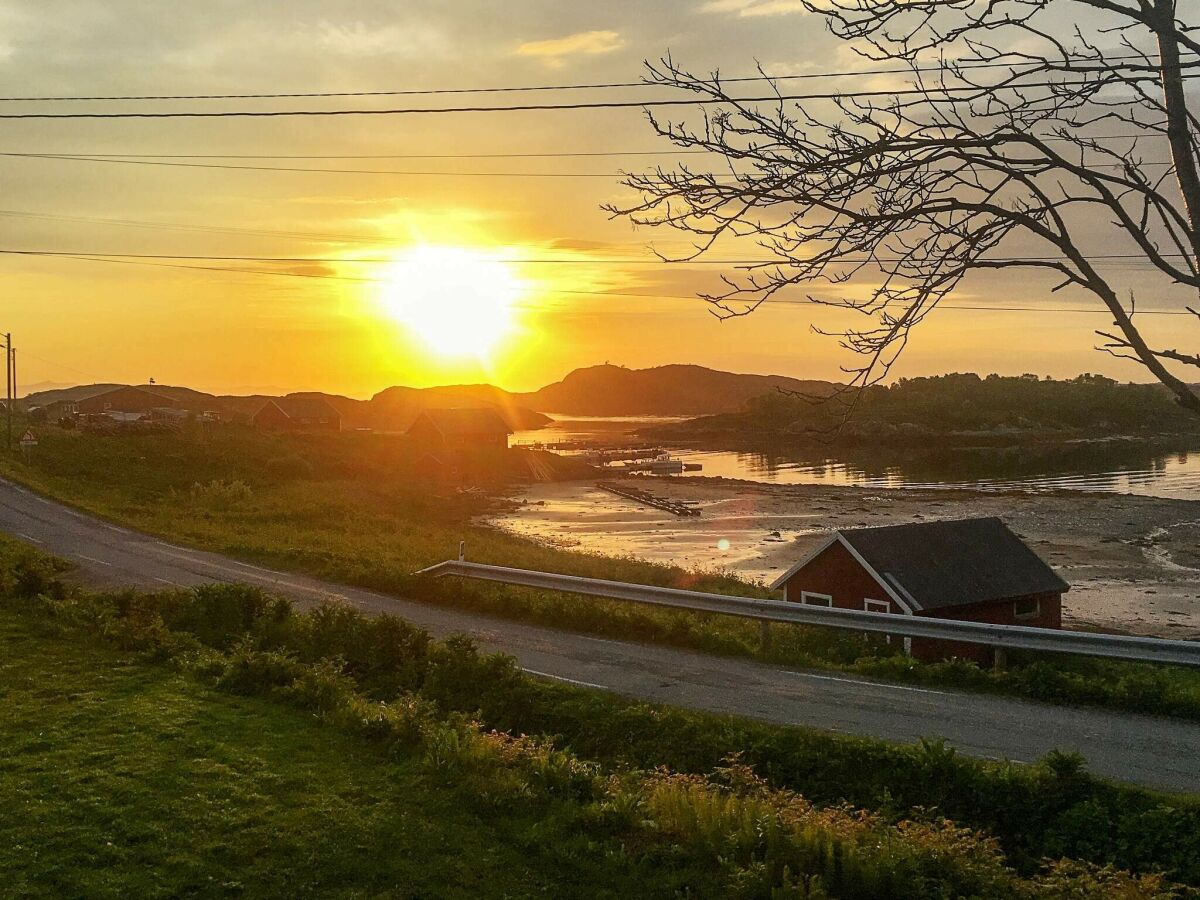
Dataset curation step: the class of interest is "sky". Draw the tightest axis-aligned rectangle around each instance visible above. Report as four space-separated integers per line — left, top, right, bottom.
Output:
0 0 1193 397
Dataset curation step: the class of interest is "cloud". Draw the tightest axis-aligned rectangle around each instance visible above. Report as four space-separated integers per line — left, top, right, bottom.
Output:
516 30 625 68
701 0 809 17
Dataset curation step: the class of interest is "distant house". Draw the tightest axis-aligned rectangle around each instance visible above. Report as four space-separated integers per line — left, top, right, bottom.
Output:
771 517 1069 665
75 385 179 417
251 397 341 432
406 408 513 450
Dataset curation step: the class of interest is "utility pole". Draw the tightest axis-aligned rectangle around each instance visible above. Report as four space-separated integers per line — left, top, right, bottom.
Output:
5 333 10 451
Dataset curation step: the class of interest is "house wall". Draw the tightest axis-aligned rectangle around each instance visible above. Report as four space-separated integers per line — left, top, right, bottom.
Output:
292 414 340 432
406 417 510 450
251 403 292 431
911 592 1062 664
780 539 1063 665
252 404 340 432
781 540 898 612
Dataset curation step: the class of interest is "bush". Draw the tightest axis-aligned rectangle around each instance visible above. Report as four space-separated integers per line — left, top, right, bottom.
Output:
10 556 68 600
167 583 288 650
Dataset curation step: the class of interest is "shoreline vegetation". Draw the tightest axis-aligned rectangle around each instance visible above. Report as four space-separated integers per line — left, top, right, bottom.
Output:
2 543 1196 896
641 373 1200 449
0 421 1197 722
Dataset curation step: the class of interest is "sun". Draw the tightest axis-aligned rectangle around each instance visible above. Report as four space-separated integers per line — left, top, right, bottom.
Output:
378 245 524 358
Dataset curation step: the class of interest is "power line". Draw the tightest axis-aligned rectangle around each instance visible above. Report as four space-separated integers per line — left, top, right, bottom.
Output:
0 135 1173 160
0 248 1190 264
0 209 389 245
3 51 1192 102
0 80 1167 120
3 150 707 160
0 151 1171 178
0 152 704 178
22 252 1197 316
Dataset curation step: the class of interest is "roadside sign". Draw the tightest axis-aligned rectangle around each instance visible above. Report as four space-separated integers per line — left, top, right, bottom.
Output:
19 429 37 452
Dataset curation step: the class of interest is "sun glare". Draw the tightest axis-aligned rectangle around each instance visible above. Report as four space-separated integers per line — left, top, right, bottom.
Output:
379 245 524 359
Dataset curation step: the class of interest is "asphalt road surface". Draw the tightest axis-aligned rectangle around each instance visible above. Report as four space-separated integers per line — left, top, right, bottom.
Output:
0 477 1197 793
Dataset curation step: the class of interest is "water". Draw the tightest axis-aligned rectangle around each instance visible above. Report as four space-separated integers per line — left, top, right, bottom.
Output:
513 415 1200 501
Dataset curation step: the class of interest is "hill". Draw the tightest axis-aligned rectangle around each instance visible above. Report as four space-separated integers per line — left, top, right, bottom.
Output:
23 383 550 433
516 364 838 415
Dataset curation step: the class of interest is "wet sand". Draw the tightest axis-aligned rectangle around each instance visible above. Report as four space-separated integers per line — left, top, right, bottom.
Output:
488 477 1200 639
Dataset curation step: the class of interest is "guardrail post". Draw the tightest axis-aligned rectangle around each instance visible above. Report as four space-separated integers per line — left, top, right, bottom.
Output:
993 647 1008 671
759 621 772 654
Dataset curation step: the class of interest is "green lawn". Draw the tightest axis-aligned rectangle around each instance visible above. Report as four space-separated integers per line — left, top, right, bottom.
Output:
0 613 661 899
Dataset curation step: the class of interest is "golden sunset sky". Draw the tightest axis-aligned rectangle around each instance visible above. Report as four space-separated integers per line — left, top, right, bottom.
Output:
0 0 1191 396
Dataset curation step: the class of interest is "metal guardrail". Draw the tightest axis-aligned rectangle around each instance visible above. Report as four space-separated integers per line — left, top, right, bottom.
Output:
417 558 1200 667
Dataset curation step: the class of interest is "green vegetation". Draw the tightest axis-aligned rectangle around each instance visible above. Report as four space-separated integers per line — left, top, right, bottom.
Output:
2 421 1199 723
0 620 624 898
654 373 1200 443
1 543 1192 897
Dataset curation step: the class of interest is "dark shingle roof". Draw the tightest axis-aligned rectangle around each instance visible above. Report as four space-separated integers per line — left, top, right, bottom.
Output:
410 407 512 437
837 517 1069 611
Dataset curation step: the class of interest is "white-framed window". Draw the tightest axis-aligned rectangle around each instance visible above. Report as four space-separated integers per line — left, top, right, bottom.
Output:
1014 597 1041 620
863 598 892 643
800 591 833 607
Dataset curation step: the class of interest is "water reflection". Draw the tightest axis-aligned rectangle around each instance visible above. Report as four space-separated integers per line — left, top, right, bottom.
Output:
513 416 1200 501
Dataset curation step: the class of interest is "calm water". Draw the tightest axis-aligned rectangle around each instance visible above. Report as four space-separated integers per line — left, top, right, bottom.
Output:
514 415 1200 501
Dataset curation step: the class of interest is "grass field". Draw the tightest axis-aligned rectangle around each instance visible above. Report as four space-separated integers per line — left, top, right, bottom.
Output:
0 612 688 899
0 549 1187 897
2 420 1198 721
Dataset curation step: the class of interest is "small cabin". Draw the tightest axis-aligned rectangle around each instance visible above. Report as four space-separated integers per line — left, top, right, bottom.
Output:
406 408 512 451
251 397 341 433
771 517 1069 665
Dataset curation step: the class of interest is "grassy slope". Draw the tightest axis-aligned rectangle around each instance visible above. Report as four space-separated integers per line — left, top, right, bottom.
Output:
2 423 1198 721
0 613 675 899
0 559 1191 896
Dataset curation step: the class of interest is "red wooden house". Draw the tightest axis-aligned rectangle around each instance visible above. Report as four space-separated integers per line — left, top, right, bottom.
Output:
771 517 1069 664
251 397 341 433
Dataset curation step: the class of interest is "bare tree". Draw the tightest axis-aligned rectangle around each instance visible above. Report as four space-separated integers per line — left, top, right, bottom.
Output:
607 0 1200 416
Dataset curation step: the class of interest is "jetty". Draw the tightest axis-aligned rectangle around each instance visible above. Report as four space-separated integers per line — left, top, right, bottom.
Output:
596 481 701 517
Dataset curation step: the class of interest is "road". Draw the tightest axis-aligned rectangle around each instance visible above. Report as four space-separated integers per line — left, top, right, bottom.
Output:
0 477 1197 793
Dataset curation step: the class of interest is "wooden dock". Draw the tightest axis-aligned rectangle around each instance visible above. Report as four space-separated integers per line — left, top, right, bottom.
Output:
595 481 701 517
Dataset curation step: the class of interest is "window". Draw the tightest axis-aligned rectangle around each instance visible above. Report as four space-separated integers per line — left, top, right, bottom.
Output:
863 598 892 643
1014 597 1041 620
800 591 833 607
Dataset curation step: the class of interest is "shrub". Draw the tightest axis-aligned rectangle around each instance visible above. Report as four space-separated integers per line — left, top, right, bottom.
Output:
214 641 304 695
168 583 287 650
10 555 68 600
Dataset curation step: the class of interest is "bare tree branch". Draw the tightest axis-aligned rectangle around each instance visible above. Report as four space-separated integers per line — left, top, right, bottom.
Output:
606 0 1200 416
